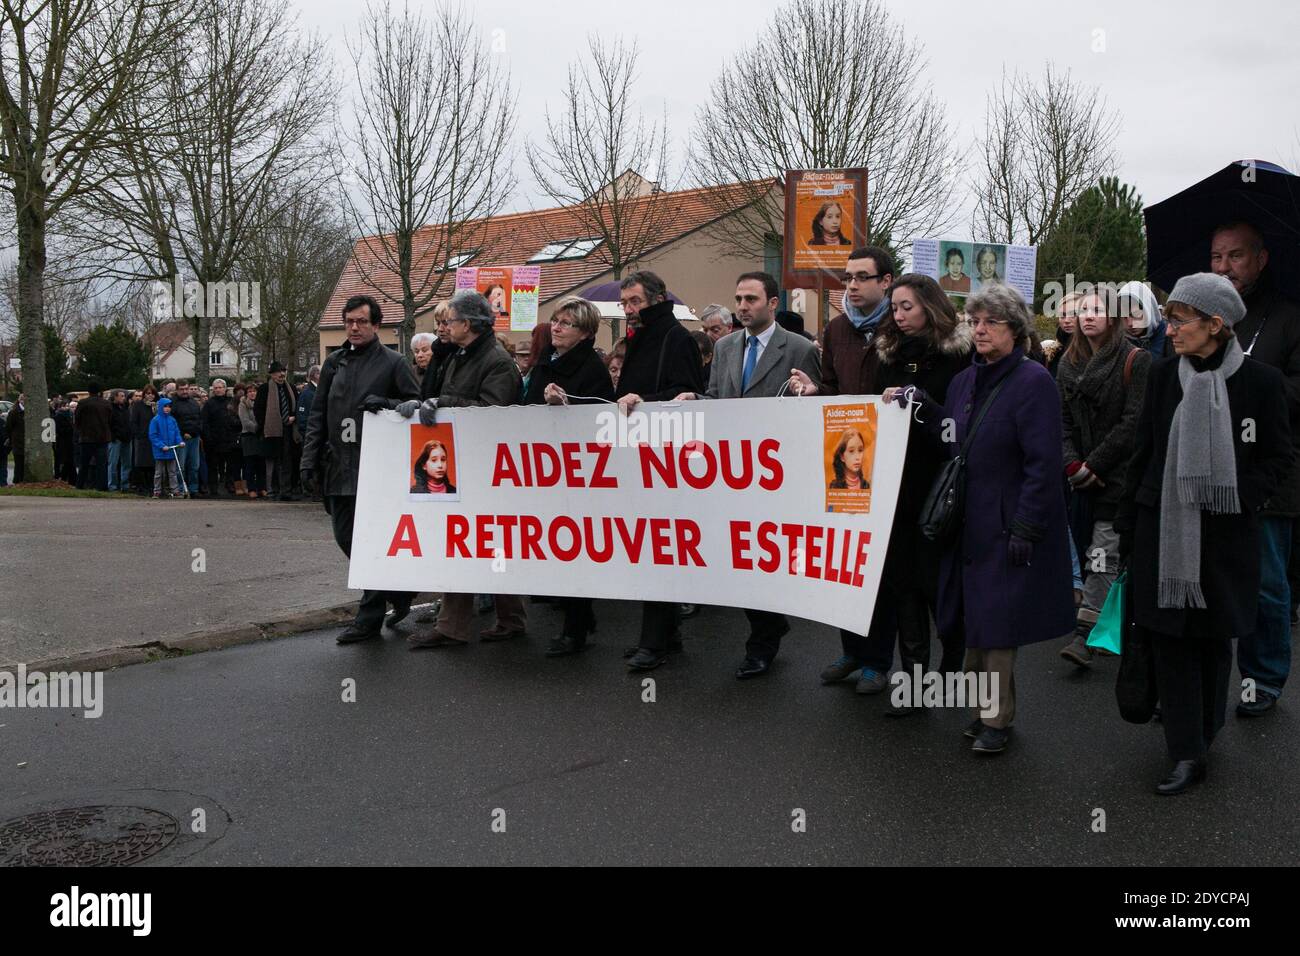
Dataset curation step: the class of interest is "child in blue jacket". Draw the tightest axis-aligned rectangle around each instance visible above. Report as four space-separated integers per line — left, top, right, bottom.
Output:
148 397 185 498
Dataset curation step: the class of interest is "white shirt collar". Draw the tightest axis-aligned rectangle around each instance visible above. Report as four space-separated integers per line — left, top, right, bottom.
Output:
745 321 777 349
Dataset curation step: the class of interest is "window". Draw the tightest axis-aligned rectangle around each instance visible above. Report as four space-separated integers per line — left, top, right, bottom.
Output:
210 350 224 365
246 355 259 372
527 237 603 263
561 237 604 259
528 241 575 263
441 250 479 271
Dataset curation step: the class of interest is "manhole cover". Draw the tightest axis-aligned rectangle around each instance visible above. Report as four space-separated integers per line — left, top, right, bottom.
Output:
0 806 180 867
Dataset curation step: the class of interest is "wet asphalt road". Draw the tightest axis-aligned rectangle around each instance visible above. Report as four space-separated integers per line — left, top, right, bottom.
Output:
1 599 1296 865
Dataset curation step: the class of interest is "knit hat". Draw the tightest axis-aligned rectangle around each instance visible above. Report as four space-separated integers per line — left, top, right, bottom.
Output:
1167 273 1246 327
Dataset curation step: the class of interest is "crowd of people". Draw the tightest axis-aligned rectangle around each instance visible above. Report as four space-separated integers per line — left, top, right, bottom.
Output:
1 366 322 500
300 215 1297 796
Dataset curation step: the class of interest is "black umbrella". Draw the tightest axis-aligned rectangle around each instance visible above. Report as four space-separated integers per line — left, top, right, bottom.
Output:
1144 159 1300 299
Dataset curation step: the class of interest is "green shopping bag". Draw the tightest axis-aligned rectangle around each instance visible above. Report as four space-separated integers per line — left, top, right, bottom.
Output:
1086 569 1126 655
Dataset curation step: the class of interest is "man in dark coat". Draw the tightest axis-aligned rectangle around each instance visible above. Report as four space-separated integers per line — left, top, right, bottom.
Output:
168 383 203 495
677 272 822 679
614 270 705 671
301 294 421 644
5 396 24 484
399 289 525 649
73 384 113 490
254 362 300 500
788 246 900 692
295 365 319 498
200 379 242 496
1210 221 1300 714
108 389 133 491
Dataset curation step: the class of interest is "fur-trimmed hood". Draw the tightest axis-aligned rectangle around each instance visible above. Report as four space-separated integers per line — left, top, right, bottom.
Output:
874 320 974 364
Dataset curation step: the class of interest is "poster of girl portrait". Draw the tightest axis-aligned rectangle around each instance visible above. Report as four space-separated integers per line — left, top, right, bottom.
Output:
822 403 877 514
408 424 460 501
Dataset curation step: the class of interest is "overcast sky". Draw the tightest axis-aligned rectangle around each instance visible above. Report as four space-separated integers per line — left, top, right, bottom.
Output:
296 0 1299 224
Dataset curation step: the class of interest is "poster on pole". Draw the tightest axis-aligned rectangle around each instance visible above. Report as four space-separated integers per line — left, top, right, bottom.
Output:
349 396 910 635
455 265 541 333
782 168 869 293
911 238 1038 304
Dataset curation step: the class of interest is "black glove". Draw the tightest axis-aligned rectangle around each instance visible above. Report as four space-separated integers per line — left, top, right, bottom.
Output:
1008 534 1033 567
892 386 929 408
360 394 391 414
300 468 318 496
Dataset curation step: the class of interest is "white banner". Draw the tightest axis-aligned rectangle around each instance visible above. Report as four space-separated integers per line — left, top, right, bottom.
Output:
349 397 910 633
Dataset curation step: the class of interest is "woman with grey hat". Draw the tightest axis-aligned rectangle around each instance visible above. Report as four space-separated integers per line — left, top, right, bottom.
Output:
1114 273 1293 795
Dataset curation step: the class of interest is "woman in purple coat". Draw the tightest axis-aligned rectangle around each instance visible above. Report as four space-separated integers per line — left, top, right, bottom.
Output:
908 284 1075 754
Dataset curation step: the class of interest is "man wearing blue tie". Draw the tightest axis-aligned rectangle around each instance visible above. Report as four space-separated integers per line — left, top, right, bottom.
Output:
677 271 823 678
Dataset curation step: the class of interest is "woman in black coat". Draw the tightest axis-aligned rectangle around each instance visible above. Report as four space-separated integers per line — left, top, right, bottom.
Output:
1115 274 1292 795
873 274 973 702
528 296 616 657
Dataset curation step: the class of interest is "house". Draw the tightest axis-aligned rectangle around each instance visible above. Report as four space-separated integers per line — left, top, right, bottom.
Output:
318 177 789 359
148 319 243 382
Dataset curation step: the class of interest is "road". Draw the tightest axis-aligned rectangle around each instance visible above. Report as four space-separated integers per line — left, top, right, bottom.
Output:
2 599 1295 865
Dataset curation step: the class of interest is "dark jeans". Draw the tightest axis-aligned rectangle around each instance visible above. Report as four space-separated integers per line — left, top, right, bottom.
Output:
76 441 109 490
327 494 414 632
56 441 76 484
0 441 7 486
243 454 266 494
743 609 788 662
1238 516 1291 699
638 601 681 652
840 592 898 673
1149 626 1232 762
11 453 23 484
207 449 236 493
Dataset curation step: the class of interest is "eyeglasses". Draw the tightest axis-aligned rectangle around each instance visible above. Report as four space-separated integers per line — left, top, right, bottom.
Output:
969 316 1010 329
551 318 577 330
342 318 370 328
1166 315 1205 330
841 272 885 284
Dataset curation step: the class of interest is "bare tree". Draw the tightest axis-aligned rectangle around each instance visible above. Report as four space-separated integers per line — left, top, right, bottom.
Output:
529 36 675 339
232 182 353 372
73 0 336 387
0 0 193 480
691 0 961 261
339 1 516 352
972 65 1120 247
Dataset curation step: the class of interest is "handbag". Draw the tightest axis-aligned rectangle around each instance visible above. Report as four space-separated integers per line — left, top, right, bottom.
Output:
918 358 1025 547
1115 585 1157 724
1086 569 1126 654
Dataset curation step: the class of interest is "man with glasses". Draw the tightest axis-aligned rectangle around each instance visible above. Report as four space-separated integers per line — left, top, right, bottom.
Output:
787 246 900 696
301 294 421 645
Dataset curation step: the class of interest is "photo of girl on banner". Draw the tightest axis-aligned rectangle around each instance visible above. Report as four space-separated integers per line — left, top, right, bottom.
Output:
823 403 876 514
408 424 460 501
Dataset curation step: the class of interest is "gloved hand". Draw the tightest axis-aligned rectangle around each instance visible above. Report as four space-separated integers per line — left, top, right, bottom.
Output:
360 394 391 414
1008 534 1033 567
1068 461 1103 490
300 469 318 496
417 398 438 427
395 400 420 419
892 386 929 408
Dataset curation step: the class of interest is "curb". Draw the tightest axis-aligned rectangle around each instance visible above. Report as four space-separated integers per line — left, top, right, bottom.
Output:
18 602 364 674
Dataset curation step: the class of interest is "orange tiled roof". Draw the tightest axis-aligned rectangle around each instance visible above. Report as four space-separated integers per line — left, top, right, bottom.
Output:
321 180 775 329
145 318 192 363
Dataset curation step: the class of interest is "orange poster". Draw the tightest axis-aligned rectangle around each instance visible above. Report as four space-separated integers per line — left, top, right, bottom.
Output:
408 423 460 501
822 403 876 514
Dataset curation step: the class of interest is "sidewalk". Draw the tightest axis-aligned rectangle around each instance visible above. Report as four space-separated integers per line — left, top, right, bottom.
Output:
0 496 367 668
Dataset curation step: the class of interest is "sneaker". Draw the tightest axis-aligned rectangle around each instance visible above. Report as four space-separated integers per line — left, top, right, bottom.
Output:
1059 634 1093 667
152 492 161 499
855 668 888 695
820 655 862 684
972 725 1010 754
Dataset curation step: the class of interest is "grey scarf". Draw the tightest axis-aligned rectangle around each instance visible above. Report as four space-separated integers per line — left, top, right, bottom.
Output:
1159 337 1243 608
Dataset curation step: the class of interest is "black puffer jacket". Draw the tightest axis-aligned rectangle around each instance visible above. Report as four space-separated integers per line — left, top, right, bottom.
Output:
302 334 420 496
1057 335 1151 520
524 338 614 405
200 394 242 452
616 300 703 401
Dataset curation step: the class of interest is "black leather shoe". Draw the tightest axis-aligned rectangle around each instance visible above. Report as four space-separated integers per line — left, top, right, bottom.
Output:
626 648 667 670
1155 758 1207 795
735 656 771 679
623 638 682 658
972 725 1010 754
1236 695 1278 717
963 718 984 739
336 624 381 644
386 599 412 628
545 635 588 658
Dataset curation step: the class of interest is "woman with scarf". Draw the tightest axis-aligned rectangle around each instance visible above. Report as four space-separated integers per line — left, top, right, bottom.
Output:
129 385 158 494
1056 289 1151 667
238 384 268 498
1117 280 1171 358
1047 291 1081 378
1115 274 1291 794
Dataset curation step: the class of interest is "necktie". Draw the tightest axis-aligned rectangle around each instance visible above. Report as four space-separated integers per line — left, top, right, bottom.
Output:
741 335 760 392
